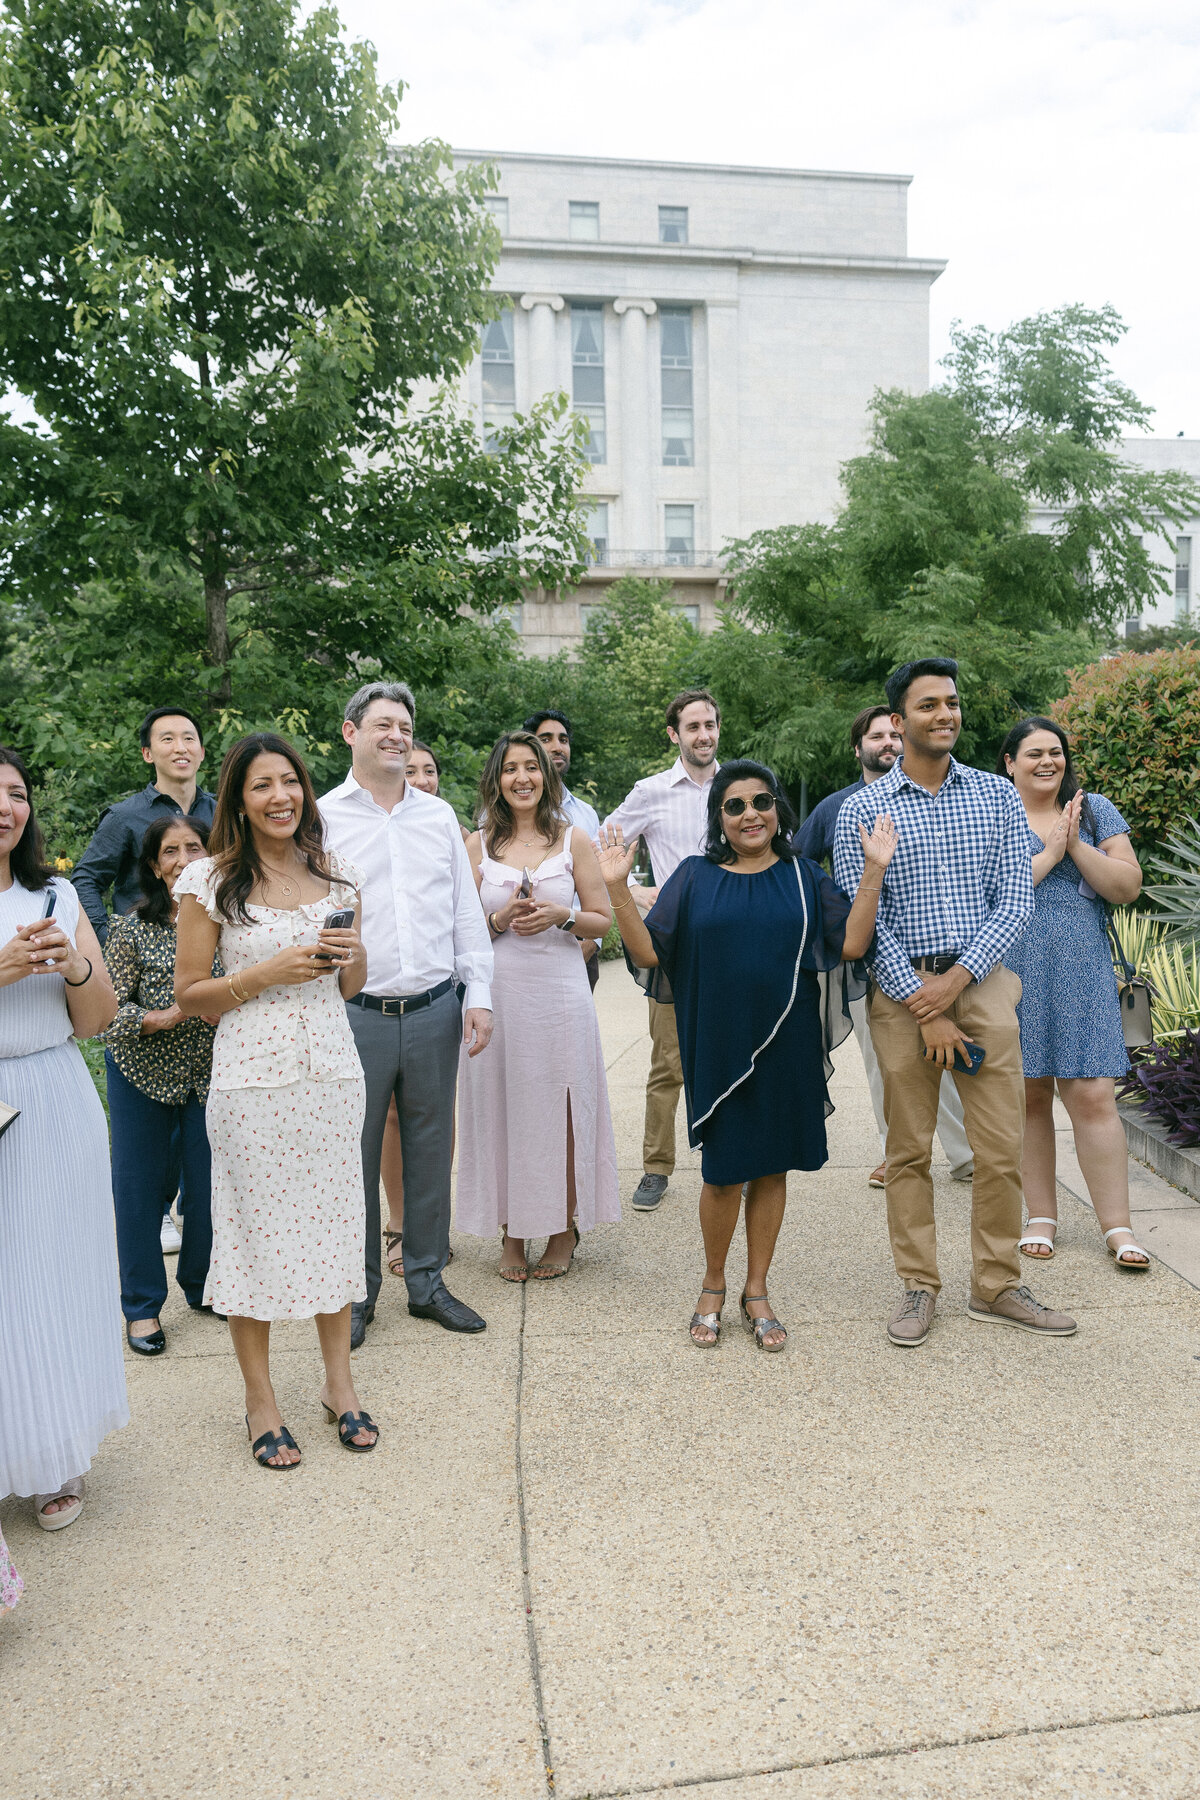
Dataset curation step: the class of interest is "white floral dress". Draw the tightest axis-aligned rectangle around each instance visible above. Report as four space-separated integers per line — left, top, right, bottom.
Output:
174 855 367 1321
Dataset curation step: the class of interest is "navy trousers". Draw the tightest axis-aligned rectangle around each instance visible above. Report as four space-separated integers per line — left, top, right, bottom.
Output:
106 1054 213 1320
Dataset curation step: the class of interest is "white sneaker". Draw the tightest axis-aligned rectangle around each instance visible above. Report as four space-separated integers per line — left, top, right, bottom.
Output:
160 1215 182 1254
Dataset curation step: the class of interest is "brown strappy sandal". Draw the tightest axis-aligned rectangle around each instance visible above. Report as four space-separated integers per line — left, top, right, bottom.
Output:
499 1231 528 1283
385 1229 404 1276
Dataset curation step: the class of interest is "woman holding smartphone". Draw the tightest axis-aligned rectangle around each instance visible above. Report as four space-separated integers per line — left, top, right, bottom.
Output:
175 733 379 1468
0 745 125 1532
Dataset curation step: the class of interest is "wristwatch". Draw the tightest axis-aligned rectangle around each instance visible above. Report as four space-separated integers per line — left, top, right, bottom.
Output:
557 909 578 934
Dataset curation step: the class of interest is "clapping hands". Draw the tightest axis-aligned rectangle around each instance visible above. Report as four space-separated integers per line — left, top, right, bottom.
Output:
1044 792 1083 864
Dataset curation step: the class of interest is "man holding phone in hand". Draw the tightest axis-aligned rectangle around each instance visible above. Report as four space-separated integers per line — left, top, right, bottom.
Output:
834 658 1077 1348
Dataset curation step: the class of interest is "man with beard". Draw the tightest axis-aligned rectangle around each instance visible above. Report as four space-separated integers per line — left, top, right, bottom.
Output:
797 706 973 1193
525 709 602 989
603 689 721 1212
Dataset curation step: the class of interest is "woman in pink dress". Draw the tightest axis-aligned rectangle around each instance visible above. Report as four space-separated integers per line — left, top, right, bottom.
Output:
456 733 619 1280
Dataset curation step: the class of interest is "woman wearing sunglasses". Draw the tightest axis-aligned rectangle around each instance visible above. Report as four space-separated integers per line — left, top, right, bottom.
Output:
599 760 896 1351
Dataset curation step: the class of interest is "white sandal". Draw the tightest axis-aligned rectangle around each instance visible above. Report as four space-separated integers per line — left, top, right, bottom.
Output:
1018 1217 1058 1258
1103 1226 1150 1270
34 1477 84 1532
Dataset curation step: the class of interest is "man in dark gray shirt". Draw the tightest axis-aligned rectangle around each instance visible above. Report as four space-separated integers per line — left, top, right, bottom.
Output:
72 707 215 944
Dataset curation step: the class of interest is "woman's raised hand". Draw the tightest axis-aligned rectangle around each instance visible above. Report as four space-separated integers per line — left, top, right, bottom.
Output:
596 825 638 887
1064 790 1084 848
859 814 899 873
1043 793 1080 864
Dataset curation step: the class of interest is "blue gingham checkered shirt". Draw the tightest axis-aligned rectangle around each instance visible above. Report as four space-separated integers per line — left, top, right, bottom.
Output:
832 757 1034 1001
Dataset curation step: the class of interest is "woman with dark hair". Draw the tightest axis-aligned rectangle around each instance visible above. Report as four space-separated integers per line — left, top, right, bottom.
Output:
456 732 619 1280
997 717 1147 1268
174 733 379 1468
0 746 125 1533
600 759 896 1350
102 812 216 1354
405 740 441 794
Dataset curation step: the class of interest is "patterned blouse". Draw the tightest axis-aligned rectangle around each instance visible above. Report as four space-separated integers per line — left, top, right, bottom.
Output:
102 913 218 1104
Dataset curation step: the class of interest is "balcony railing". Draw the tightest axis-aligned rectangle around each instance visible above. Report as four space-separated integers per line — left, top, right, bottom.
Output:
584 547 721 569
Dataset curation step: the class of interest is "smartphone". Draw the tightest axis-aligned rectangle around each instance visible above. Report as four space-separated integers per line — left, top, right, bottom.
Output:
313 907 355 964
41 891 57 919
517 867 534 899
952 1041 987 1076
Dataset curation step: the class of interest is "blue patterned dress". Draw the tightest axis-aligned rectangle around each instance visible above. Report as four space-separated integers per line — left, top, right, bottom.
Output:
1005 792 1131 1080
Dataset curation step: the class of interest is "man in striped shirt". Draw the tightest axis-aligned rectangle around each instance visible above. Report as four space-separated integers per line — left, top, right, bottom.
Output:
834 658 1077 1349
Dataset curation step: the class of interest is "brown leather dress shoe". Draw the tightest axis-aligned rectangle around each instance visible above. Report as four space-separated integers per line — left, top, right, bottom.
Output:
967 1285 1077 1336
868 1162 887 1189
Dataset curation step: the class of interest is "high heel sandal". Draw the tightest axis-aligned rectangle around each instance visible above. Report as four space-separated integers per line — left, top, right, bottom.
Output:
689 1286 725 1348
246 1415 301 1470
322 1401 380 1452
530 1223 580 1280
385 1229 404 1277
741 1291 787 1353
498 1231 528 1283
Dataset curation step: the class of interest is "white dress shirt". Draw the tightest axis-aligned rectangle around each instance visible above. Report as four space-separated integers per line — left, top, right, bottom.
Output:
319 772 493 1009
603 758 720 887
561 784 600 839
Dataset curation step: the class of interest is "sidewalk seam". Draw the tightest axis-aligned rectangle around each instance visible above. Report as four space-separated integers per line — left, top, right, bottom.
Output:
515 1276 556 1794
586 1699 1200 1797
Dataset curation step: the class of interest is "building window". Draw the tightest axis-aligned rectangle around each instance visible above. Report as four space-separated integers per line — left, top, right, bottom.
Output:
571 304 606 464
664 504 695 565
659 206 688 244
583 501 608 564
1124 617 1142 638
569 201 599 240
480 311 515 450
579 602 607 634
678 603 700 628
661 307 694 466
485 196 509 234
1176 536 1192 618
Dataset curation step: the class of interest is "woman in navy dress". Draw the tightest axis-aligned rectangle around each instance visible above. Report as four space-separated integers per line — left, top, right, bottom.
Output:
998 718 1146 1269
600 760 896 1351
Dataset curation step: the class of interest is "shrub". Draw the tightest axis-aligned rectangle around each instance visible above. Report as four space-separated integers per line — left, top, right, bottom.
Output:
1051 648 1200 862
1119 1032 1200 1146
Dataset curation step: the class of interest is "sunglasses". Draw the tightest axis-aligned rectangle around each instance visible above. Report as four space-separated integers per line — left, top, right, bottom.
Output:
721 791 776 817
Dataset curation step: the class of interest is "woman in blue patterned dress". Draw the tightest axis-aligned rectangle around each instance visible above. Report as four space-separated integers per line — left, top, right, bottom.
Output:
998 719 1147 1269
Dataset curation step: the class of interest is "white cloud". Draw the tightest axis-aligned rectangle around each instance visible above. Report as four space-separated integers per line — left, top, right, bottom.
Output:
324 0 1200 434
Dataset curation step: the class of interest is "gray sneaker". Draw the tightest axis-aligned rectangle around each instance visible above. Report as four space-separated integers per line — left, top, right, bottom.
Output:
631 1173 668 1212
967 1285 1077 1336
887 1287 936 1347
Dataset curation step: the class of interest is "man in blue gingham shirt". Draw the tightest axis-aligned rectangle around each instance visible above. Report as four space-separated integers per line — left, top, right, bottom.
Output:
833 658 1076 1349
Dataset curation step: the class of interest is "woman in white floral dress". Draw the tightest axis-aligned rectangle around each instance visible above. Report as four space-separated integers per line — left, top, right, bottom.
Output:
175 733 378 1469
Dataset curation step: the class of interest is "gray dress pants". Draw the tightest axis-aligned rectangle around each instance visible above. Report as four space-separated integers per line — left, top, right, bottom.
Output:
347 988 461 1308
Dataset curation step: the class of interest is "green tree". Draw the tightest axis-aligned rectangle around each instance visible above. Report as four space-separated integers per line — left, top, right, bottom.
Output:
709 306 1200 800
0 0 585 733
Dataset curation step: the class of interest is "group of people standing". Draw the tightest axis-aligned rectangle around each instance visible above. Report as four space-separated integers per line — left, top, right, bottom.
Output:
0 653 1148 1612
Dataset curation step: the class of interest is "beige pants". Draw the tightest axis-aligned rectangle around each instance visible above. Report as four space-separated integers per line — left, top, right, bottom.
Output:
867 965 1025 1303
643 998 684 1176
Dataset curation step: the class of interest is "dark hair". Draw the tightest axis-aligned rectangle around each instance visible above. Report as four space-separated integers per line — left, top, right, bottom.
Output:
995 717 1090 824
849 705 895 752
477 732 564 858
135 813 210 926
885 658 959 715
0 746 54 891
408 739 441 776
523 709 573 742
139 707 205 751
703 760 798 866
666 688 721 733
208 733 330 924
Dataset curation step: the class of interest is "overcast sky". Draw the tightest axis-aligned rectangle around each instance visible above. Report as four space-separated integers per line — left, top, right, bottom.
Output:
327 0 1199 437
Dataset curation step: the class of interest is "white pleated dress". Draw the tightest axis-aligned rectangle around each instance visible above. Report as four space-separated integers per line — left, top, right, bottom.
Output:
0 878 128 1500
455 830 621 1239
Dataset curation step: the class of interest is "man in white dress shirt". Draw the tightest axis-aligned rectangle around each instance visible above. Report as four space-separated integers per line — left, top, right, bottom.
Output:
602 689 721 1212
320 682 494 1346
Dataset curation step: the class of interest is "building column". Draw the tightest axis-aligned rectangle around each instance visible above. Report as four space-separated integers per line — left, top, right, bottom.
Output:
519 292 565 404
614 297 657 554
705 299 740 557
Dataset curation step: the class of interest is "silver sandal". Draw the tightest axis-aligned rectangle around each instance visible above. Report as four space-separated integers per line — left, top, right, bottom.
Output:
689 1286 725 1347
741 1291 787 1353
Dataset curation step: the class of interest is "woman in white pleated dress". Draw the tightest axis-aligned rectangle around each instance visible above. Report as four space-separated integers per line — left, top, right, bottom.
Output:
456 733 619 1280
0 746 126 1534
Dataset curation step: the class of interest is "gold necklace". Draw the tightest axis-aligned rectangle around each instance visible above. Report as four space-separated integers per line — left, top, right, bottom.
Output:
260 860 300 901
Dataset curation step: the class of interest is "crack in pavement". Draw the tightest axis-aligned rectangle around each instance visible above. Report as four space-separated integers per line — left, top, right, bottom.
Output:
584 1699 1200 1798
514 1273 556 1794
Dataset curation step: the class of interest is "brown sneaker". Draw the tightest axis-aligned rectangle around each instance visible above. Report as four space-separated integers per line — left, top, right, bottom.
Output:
868 1162 887 1189
887 1287 935 1347
967 1284 1077 1337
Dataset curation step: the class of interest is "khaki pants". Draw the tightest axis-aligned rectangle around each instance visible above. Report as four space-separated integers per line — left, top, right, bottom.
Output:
867 966 1025 1303
850 994 973 1171
643 998 684 1176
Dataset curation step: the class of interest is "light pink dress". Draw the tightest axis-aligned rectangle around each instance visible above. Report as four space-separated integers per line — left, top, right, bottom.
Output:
455 829 620 1239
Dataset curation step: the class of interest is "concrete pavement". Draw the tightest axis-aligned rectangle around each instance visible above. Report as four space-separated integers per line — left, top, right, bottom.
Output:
3 963 1200 1798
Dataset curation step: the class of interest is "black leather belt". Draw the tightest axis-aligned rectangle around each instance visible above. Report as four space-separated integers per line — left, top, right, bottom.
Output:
911 954 960 975
348 976 454 1016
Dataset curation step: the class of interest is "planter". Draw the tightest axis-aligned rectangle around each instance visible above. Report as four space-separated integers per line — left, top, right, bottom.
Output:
1118 1101 1200 1201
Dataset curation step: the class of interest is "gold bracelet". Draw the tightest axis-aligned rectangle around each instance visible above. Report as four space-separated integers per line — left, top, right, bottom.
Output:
229 973 250 1005
611 895 637 913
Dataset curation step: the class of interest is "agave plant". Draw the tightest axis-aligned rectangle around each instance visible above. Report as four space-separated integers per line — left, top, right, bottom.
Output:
1109 907 1166 974
1145 817 1200 941
1145 937 1200 1040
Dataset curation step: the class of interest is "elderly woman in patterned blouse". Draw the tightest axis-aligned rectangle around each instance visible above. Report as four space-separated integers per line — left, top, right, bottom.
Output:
102 813 218 1356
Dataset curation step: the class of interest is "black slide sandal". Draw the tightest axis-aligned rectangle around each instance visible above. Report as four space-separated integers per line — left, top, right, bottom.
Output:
322 1402 380 1452
246 1415 302 1470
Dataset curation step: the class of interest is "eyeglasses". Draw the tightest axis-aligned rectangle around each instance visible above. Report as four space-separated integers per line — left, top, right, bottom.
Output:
721 792 776 817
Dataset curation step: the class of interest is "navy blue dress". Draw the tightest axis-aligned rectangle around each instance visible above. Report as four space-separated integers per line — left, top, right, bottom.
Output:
644 856 856 1185
1004 792 1131 1080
